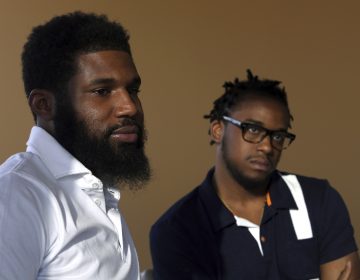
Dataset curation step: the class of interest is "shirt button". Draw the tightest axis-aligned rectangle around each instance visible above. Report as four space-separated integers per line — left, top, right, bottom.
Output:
95 199 101 206
92 183 100 189
260 236 266 243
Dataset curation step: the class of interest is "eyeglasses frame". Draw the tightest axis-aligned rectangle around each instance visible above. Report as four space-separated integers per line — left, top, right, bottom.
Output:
222 115 296 150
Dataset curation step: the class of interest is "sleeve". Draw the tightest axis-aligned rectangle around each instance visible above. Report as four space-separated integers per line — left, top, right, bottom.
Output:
150 219 216 280
0 174 46 280
318 183 358 264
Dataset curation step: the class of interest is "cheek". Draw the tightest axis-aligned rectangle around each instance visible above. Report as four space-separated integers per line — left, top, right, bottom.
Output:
75 100 108 123
273 150 282 164
75 108 107 135
73 95 110 118
133 98 144 122
224 131 251 155
133 96 142 109
82 101 108 117
222 133 248 161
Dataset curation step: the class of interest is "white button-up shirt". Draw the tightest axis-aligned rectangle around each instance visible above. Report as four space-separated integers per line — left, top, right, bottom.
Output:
0 126 140 279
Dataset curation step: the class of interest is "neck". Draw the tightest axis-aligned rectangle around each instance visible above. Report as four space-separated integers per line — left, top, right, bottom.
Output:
214 161 270 199
213 164 270 225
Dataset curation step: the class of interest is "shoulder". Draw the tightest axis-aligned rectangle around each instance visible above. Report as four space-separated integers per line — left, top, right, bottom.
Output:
0 152 56 195
0 152 31 177
0 153 60 249
278 171 349 226
150 184 220 279
278 172 357 263
279 171 338 203
280 171 329 188
0 152 61 227
279 171 353 232
153 169 217 229
1 152 52 179
0 152 37 194
150 179 219 245
152 186 203 231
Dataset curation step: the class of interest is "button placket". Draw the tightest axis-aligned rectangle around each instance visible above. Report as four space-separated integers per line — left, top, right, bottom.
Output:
85 177 105 211
107 208 124 260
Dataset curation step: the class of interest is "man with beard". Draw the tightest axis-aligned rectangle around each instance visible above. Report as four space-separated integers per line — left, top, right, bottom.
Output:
150 70 360 279
0 12 150 279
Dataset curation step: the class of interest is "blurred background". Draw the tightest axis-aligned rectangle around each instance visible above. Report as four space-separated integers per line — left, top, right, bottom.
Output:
0 0 359 270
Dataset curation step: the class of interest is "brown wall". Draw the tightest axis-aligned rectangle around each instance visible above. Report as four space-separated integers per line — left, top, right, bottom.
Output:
1 0 359 270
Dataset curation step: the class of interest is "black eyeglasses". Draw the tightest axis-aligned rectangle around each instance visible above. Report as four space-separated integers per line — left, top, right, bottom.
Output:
222 116 296 150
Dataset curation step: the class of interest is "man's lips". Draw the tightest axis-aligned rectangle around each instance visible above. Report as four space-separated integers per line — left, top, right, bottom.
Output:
249 157 273 172
110 125 139 143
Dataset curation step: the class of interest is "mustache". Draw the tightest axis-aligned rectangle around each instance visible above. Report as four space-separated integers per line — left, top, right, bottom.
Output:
104 118 145 140
248 155 274 167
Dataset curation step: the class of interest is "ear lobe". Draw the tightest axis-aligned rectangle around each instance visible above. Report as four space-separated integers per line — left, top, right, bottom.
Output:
28 89 55 121
210 120 224 144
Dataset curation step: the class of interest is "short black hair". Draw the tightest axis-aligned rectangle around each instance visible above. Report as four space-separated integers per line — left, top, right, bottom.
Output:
22 11 131 99
204 69 293 123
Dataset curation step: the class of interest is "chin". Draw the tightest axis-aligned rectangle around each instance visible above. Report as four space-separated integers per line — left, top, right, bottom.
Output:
237 170 274 189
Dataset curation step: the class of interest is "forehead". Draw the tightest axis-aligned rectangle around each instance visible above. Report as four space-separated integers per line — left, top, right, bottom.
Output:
73 50 139 82
230 96 290 129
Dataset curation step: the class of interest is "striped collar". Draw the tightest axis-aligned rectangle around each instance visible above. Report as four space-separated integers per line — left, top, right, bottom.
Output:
199 169 298 232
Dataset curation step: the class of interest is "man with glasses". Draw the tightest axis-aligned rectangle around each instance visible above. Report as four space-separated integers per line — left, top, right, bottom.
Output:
150 70 359 279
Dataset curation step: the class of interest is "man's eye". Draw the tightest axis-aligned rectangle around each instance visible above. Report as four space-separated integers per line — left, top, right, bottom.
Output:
272 133 285 142
128 87 140 96
246 125 261 134
92 88 111 96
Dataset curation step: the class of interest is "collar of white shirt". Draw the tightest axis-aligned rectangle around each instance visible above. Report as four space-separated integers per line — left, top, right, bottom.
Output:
26 126 121 212
21 126 139 279
26 126 91 179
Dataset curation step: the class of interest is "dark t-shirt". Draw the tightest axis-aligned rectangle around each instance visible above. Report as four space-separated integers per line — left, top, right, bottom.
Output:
150 169 357 280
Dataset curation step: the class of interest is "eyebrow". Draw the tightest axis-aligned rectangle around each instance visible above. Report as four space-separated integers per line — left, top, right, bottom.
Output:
128 76 142 87
88 76 141 87
243 118 263 125
243 118 288 131
88 78 116 87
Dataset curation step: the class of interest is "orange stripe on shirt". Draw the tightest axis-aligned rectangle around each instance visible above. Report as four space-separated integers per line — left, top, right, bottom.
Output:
266 192 272 207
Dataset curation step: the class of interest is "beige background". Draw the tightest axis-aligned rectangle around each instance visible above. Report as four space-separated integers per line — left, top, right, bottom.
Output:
0 0 359 271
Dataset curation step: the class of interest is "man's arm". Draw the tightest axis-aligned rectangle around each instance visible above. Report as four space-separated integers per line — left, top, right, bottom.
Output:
314 182 359 280
320 252 360 280
0 175 45 279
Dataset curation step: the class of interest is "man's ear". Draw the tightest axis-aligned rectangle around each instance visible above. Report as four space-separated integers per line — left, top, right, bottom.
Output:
28 89 56 121
210 120 224 144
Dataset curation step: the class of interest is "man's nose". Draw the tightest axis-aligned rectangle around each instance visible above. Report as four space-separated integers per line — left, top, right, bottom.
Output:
257 134 273 153
113 90 139 117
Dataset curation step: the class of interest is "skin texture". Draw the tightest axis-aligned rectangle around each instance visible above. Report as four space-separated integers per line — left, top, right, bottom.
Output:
59 50 143 144
321 252 360 280
211 97 288 224
210 96 360 279
29 50 142 140
28 50 150 188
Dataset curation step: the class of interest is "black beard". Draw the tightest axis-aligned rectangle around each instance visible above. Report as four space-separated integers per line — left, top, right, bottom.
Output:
53 100 151 190
221 136 271 195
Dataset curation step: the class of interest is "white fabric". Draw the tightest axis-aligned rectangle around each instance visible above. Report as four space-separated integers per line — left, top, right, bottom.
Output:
0 126 140 280
281 174 313 240
234 216 264 255
233 173 313 257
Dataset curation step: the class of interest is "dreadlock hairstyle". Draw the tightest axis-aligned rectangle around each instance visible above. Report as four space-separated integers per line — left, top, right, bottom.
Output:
204 69 293 122
204 69 293 144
